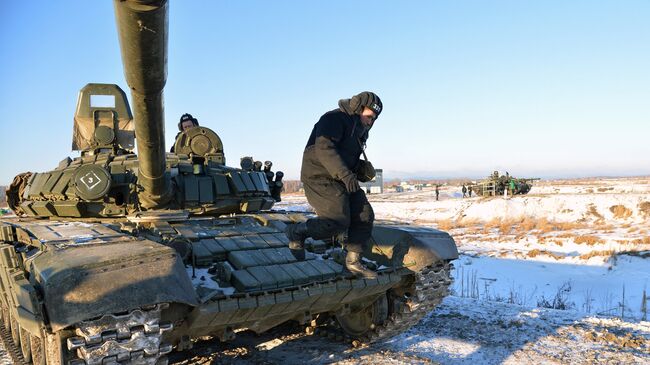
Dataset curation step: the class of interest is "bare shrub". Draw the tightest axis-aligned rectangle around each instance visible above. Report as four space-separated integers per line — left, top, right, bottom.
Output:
585 188 594 193
574 235 604 245
609 205 632 219
282 180 302 193
597 187 614 192
638 201 650 218
537 281 575 310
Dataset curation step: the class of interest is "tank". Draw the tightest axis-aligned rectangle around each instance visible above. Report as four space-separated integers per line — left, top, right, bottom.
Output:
468 171 540 197
0 1 458 364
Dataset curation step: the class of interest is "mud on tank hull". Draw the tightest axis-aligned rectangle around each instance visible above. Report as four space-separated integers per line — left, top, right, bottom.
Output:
0 212 457 364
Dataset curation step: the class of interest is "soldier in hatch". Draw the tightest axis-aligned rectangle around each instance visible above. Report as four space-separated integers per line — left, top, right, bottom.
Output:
285 91 383 279
170 113 199 152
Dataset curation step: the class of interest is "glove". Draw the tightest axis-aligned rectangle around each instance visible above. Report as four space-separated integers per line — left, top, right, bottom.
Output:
340 171 360 193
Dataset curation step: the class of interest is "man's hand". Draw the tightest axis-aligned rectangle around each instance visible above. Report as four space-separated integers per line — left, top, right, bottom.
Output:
340 171 360 193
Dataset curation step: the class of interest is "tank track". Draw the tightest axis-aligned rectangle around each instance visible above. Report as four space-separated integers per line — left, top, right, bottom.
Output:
312 261 453 346
66 303 173 365
0 318 29 365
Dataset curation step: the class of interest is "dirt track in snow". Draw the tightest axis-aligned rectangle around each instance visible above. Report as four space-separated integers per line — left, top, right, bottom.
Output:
168 296 649 364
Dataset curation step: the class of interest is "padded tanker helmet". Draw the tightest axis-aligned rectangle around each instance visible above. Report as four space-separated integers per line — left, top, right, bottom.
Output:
339 91 383 118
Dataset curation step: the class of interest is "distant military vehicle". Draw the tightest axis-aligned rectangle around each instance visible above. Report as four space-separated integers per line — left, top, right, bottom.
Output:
0 1 458 364
468 171 540 197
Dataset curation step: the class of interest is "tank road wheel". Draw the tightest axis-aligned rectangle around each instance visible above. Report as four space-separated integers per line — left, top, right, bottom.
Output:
9 311 20 347
0 307 8 330
30 333 46 365
336 294 389 338
332 261 453 345
19 327 32 362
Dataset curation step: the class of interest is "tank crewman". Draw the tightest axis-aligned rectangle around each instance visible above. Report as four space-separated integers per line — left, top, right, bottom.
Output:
435 184 440 201
170 113 200 152
461 184 467 198
285 91 383 279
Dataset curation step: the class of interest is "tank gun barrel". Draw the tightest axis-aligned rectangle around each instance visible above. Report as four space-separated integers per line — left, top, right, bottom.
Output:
113 0 170 208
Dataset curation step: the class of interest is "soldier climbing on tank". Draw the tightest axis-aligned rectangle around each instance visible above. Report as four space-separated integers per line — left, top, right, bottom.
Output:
285 91 382 279
170 113 200 152
461 184 467 198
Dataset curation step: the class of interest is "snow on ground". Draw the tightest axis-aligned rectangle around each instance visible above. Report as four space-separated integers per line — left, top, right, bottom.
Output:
276 177 650 321
251 177 650 364
171 295 649 364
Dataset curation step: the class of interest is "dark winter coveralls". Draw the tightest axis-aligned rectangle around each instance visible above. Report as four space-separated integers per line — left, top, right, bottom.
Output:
300 109 374 253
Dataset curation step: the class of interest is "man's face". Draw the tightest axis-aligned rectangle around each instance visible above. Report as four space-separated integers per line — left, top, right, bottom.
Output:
360 107 377 128
181 120 195 131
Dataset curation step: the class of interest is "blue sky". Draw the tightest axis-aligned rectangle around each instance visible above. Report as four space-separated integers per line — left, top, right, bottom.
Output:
1 0 649 184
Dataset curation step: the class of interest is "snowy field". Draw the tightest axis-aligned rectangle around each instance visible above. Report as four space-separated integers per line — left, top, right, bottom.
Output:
2 178 648 364
259 177 650 364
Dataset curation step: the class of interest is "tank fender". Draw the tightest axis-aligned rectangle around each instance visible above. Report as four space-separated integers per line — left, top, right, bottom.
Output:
0 245 43 336
365 225 458 272
31 240 198 332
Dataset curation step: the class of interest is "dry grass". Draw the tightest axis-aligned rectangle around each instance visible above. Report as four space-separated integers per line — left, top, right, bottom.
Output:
579 250 615 260
597 187 614 192
632 237 650 245
609 205 632 219
458 217 481 227
527 249 565 260
587 204 604 222
639 201 650 218
573 235 604 245
435 219 455 231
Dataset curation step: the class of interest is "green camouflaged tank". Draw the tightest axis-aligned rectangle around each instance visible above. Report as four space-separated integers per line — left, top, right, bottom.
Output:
0 1 457 364
469 171 540 197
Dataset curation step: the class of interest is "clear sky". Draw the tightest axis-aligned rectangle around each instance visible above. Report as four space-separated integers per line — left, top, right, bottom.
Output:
1 0 649 185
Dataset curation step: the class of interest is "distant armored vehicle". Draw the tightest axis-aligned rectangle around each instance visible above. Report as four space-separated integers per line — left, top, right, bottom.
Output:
0 1 457 364
469 171 540 197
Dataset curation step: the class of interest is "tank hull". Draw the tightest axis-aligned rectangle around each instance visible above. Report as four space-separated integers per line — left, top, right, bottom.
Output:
0 212 456 363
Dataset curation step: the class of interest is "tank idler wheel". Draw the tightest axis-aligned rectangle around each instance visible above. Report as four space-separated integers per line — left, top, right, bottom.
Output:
336 294 389 338
20 327 32 362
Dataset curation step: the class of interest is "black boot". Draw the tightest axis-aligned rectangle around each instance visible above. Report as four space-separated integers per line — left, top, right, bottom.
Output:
285 222 308 260
345 251 377 279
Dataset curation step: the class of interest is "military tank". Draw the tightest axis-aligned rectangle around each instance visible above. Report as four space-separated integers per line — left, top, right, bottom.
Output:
468 171 540 197
0 1 458 364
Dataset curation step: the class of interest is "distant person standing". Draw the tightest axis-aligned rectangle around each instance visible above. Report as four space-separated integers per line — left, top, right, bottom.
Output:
462 184 467 198
435 184 440 201
468 186 473 197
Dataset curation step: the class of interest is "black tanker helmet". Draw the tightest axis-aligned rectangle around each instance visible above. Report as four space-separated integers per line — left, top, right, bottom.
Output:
338 91 382 118
178 113 199 131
